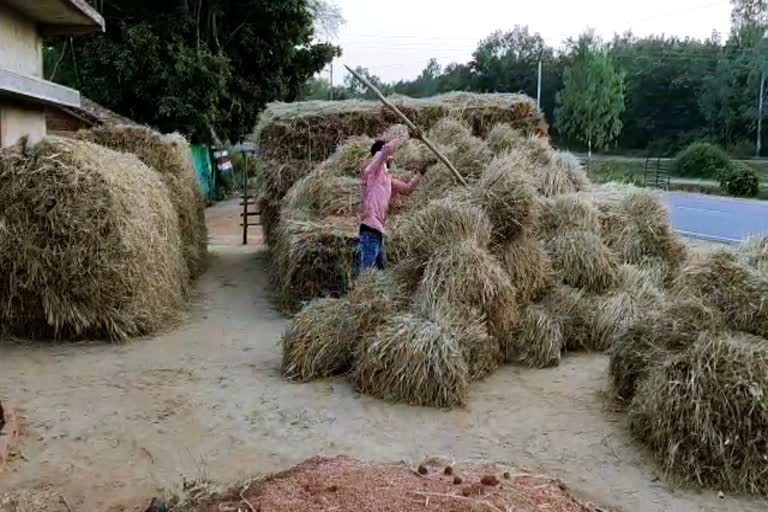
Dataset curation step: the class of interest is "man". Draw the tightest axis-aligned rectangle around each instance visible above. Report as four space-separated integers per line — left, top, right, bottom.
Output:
359 131 427 272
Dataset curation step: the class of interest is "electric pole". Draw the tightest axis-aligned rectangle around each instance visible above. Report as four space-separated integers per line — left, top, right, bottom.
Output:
329 62 334 101
758 70 766 157
537 58 543 110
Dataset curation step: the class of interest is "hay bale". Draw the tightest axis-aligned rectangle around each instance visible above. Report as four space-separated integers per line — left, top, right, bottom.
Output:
256 93 544 164
0 138 188 341
271 214 359 312
628 332 768 495
412 296 502 382
419 240 519 341
539 194 602 239
317 135 374 177
597 185 685 271
673 249 768 337
609 297 724 400
427 118 493 180
496 236 555 305
504 305 564 368
352 312 470 408
77 125 207 278
403 162 465 209
387 199 492 283
256 159 315 246
283 175 360 217
485 123 553 165
546 230 621 293
281 298 359 382
347 269 410 336
472 153 541 242
552 151 591 192
544 286 603 352
533 162 577 198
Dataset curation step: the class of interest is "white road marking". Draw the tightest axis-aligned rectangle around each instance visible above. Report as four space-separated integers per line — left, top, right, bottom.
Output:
675 206 728 215
675 230 743 245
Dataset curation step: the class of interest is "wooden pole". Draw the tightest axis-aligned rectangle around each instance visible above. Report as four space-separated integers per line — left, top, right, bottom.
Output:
344 65 468 187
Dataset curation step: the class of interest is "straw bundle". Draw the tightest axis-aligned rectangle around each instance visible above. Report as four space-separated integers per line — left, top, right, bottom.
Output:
419 240 519 341
0 138 188 341
271 214 359 312
546 230 621 293
347 269 409 334
413 296 502 382
317 135 374 177
387 199 492 281
739 236 768 276
485 124 553 165
256 159 315 245
597 186 685 271
427 118 493 179
609 297 724 400
672 249 768 337
539 194 602 239
352 312 470 408
628 332 768 495
504 304 564 368
496 236 555 305
77 126 207 278
472 153 541 242
281 298 360 382
283 175 360 217
544 286 603 351
552 152 591 192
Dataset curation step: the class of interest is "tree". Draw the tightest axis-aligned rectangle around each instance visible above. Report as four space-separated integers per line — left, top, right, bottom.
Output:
343 67 391 99
46 0 340 143
556 33 626 155
731 0 768 45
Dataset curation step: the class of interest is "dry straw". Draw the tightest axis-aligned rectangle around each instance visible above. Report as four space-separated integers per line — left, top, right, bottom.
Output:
352 312 470 408
77 125 208 278
496 235 555 305
0 138 188 341
546 230 621 293
281 298 360 382
504 304 564 368
539 194 602 238
628 332 768 495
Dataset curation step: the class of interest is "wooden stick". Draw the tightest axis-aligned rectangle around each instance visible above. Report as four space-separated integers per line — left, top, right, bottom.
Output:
344 65 468 187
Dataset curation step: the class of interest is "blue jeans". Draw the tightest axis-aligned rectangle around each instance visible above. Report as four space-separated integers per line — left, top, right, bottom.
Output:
359 225 386 273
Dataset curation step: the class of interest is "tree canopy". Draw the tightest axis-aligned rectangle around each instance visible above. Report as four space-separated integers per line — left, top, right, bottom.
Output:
47 0 340 143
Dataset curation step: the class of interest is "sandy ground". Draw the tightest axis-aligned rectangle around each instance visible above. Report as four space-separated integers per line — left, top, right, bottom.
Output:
0 199 764 512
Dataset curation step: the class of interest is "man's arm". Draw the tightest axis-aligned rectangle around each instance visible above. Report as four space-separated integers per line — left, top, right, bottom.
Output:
391 173 423 197
368 136 407 176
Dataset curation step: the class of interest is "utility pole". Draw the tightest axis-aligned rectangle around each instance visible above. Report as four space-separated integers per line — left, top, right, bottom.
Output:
537 58 543 110
329 62 334 101
758 70 766 157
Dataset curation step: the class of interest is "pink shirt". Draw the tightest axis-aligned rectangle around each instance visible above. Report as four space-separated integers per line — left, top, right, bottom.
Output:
360 137 422 234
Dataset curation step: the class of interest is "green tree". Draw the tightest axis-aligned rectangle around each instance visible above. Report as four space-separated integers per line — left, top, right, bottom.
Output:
46 0 340 143
731 0 768 45
556 33 626 156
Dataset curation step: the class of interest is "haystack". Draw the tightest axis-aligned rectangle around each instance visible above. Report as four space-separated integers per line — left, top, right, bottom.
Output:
0 138 188 341
504 304 564 368
609 297 723 400
472 153 541 242
628 332 768 495
419 240 519 341
546 230 621 293
255 93 545 164
77 125 207 278
256 159 314 246
271 213 359 312
387 199 492 284
596 184 685 272
352 312 470 408
672 249 768 337
496 235 555 305
539 194 601 239
283 174 360 217
281 298 360 382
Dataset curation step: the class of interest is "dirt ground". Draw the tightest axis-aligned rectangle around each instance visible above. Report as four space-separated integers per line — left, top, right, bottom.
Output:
0 199 764 512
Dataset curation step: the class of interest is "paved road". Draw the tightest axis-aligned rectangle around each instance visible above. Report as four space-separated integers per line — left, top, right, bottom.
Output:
666 192 768 244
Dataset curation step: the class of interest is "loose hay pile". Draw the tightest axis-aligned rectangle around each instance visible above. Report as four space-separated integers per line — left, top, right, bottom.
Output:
77 125 208 278
0 138 188 341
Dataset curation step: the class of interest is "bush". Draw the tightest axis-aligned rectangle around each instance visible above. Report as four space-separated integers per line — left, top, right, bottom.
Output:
719 162 760 198
674 142 731 179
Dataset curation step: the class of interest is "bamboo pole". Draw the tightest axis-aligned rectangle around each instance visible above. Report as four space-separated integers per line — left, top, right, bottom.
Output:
344 65 468 187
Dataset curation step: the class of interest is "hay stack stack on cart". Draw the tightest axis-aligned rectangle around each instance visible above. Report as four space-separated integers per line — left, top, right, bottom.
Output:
0 126 207 342
259 92 768 497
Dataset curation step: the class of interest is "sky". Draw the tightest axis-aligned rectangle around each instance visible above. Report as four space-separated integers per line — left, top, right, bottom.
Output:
324 0 733 83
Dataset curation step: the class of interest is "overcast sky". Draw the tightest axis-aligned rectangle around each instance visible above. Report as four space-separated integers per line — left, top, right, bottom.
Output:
325 0 732 83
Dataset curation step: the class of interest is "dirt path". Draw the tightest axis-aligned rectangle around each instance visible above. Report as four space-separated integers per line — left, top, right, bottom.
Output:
0 199 764 512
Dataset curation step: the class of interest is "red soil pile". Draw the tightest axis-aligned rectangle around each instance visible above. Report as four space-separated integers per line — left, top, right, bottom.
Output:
187 456 603 512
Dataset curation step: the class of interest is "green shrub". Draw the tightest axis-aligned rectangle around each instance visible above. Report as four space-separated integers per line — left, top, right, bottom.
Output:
728 139 756 160
719 162 760 197
674 142 731 179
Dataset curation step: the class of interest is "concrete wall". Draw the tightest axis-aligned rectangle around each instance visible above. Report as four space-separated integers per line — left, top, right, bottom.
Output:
0 103 46 147
0 4 42 78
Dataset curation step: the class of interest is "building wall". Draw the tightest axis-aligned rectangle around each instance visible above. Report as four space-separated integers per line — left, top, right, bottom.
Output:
46 107 92 136
0 103 46 147
0 4 42 78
